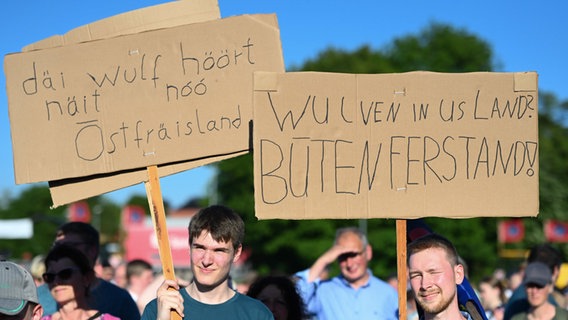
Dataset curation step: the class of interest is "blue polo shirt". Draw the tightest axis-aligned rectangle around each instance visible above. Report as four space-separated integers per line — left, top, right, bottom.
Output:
295 269 398 320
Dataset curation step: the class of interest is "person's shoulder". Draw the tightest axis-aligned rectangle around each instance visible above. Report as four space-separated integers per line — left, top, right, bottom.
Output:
507 285 527 303
94 279 139 311
510 311 527 320
504 295 530 319
370 274 397 291
96 279 131 296
556 306 568 317
235 293 273 318
235 293 270 309
236 292 267 306
370 274 392 284
140 298 158 320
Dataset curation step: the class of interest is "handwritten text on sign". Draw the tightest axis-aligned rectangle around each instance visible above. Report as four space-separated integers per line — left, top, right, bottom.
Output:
253 72 539 219
5 14 284 184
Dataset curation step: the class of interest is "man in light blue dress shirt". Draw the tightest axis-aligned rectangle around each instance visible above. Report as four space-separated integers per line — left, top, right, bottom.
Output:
295 227 398 320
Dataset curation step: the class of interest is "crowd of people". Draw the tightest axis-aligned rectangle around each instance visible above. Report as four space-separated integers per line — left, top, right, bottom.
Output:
1 204 568 320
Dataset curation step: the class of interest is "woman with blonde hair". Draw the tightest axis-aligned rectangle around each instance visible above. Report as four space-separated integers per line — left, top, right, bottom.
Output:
30 254 46 287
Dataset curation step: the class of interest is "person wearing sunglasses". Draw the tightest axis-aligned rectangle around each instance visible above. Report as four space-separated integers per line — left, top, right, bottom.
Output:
510 262 568 320
294 227 399 320
41 244 120 320
37 222 139 319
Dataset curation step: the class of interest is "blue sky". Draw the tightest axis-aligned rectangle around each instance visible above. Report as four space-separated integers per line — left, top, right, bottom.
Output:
1 0 566 209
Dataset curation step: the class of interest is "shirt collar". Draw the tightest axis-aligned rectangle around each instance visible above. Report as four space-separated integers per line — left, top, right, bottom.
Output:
337 269 372 288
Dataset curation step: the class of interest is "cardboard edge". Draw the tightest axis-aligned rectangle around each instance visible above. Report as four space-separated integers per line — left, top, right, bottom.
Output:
23 0 221 51
49 151 248 208
514 71 538 92
246 13 279 30
247 14 285 72
254 71 280 92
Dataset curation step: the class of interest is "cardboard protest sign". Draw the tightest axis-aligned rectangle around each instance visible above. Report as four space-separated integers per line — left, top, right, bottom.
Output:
15 0 247 207
5 13 284 189
15 0 225 207
253 71 539 219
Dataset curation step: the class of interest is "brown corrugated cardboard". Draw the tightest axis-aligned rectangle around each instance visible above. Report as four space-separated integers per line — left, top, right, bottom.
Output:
23 0 221 51
5 14 284 190
253 71 539 219
48 151 247 207
21 0 226 207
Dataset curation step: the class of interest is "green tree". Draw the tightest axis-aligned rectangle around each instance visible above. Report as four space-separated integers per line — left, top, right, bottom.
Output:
0 184 64 259
0 185 122 261
88 196 121 245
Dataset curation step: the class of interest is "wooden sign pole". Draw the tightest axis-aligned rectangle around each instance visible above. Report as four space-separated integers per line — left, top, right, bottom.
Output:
145 165 182 320
396 220 407 320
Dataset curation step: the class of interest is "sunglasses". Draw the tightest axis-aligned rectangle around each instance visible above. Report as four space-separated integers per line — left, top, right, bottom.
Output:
338 250 364 262
52 240 88 248
42 267 80 284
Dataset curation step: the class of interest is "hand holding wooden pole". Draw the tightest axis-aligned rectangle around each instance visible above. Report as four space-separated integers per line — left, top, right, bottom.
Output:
146 165 182 320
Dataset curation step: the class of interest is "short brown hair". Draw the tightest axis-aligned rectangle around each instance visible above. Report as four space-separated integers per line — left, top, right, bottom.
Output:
188 205 245 251
407 233 459 266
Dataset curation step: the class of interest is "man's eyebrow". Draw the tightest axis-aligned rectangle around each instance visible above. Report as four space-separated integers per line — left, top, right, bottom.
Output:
192 242 231 252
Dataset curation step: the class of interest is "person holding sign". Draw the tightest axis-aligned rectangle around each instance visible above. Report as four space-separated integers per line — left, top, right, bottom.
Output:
407 233 473 320
140 205 273 320
294 227 398 320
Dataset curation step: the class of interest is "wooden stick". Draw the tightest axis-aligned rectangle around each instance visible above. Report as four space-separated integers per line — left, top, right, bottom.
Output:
145 165 182 320
396 220 407 320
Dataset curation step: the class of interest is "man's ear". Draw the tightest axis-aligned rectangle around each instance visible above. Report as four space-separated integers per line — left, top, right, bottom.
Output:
454 264 465 285
32 303 44 320
365 244 373 261
233 244 243 263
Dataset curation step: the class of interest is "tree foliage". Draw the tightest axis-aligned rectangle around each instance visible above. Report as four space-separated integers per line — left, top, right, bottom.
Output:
0 185 122 260
0 185 64 258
